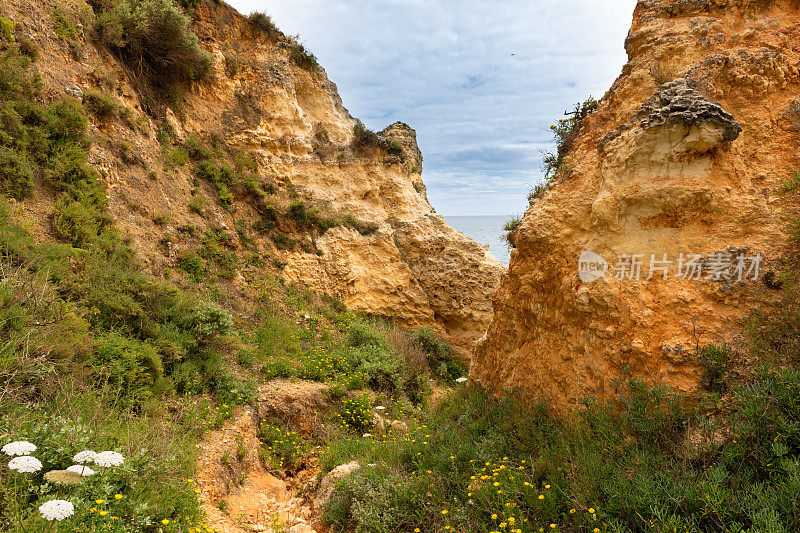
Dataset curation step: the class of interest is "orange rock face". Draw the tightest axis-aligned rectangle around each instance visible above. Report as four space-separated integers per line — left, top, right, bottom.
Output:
472 0 800 408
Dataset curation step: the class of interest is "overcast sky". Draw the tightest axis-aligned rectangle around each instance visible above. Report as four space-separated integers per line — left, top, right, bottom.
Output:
227 0 636 216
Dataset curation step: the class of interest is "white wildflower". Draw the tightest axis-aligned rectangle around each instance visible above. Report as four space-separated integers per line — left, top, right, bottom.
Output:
71 450 97 464
362 433 371 438
8 455 43 473
2 441 37 456
66 464 96 476
375 406 385 410
39 499 74 521
94 451 125 467
455 377 468 383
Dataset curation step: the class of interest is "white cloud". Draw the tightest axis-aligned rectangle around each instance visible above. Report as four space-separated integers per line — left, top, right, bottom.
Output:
227 0 637 215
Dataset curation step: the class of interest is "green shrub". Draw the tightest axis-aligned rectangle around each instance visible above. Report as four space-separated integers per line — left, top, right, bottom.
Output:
502 215 521 248
618 377 690 448
193 161 219 182
527 179 554 202
541 96 597 178
52 7 80 40
248 11 281 39
387 139 404 157
177 251 205 281
184 135 214 161
93 0 212 114
347 321 386 349
169 147 189 166
288 200 308 225
270 231 292 250
254 315 303 360
698 343 734 392
342 214 379 236
83 88 118 118
779 168 800 194
0 17 14 42
91 331 165 403
53 194 114 248
217 184 233 207
193 162 234 207
211 372 256 405
0 42 103 207
290 41 318 71
359 345 406 393
192 300 233 338
412 327 465 384
199 238 238 279
0 146 33 199
156 121 176 145
261 358 296 380
252 217 274 234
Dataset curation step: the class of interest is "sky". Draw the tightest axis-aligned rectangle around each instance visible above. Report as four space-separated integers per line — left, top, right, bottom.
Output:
227 0 637 216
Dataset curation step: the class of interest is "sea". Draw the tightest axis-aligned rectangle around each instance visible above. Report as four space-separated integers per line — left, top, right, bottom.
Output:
444 215 512 266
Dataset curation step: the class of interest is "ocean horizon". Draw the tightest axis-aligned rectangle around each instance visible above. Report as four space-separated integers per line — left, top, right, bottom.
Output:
444 215 513 266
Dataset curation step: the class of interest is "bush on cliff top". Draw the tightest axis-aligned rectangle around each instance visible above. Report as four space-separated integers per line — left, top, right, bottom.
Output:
248 11 282 40
541 96 598 178
93 0 211 115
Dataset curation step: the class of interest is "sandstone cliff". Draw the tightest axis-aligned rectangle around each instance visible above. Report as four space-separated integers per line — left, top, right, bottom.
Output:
2 0 503 353
473 0 800 406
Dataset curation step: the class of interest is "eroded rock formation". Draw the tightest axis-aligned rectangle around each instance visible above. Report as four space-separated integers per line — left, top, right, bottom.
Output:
473 0 800 407
2 0 503 353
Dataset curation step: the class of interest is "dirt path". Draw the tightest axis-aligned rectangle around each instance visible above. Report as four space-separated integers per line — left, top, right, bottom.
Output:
195 406 318 533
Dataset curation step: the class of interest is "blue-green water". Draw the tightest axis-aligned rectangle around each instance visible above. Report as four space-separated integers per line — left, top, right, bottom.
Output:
444 215 511 266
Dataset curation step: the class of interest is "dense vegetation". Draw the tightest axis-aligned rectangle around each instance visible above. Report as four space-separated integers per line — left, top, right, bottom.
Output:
322 367 800 532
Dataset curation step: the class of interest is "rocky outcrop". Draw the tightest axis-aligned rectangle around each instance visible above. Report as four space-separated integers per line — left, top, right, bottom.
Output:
473 0 800 408
1 0 503 353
